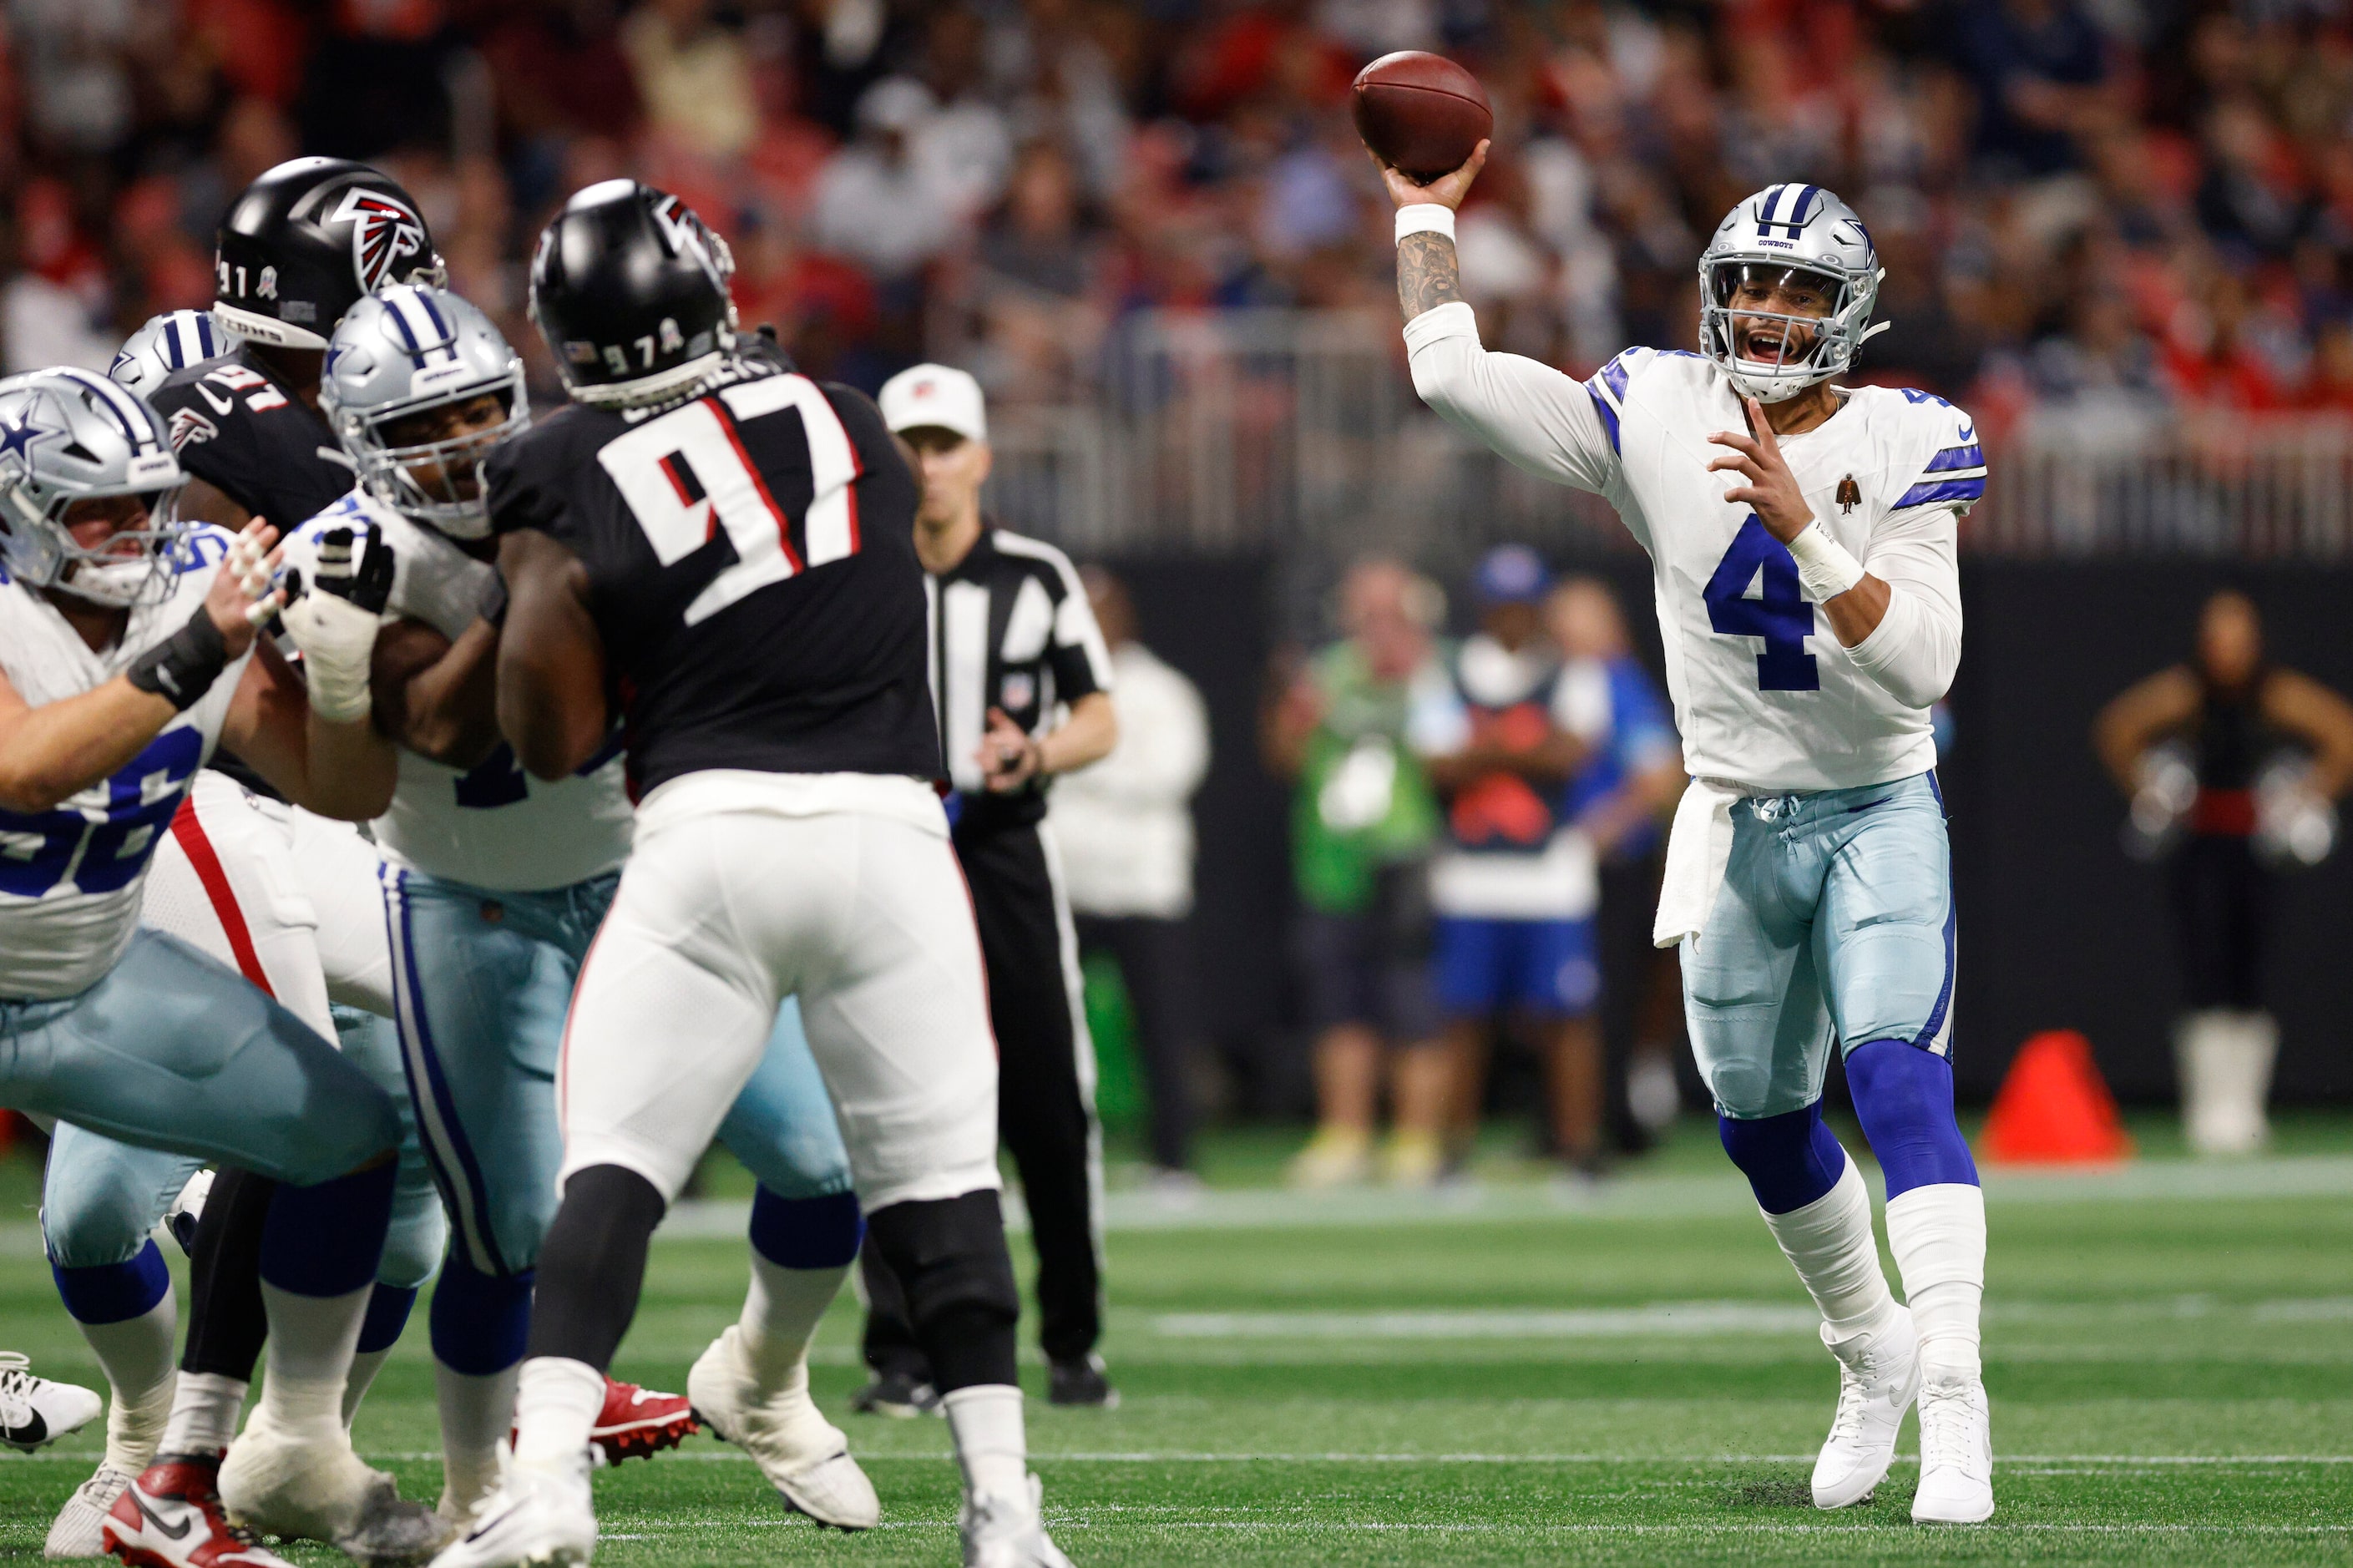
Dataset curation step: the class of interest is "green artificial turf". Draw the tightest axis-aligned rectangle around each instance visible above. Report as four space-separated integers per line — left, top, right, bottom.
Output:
1 1120 2349 1565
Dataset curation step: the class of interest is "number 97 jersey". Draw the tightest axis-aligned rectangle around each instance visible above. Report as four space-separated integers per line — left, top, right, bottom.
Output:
483 351 939 801
1580 348 1975 793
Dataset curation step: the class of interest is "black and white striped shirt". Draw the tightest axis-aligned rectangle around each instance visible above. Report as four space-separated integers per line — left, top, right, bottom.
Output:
925 523 1113 832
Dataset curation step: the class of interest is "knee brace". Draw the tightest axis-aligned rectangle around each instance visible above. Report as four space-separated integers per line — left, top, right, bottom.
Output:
864 1189 1019 1393
749 1186 863 1271
1718 1102 1848 1215
1846 1039 1978 1199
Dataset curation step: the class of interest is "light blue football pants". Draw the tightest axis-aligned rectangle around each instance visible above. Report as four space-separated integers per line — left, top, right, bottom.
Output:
42 1002 446 1282
1682 772 1956 1121
11 931 402 1268
384 867 852 1277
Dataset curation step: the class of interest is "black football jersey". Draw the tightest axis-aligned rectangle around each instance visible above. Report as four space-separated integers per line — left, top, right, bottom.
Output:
148 347 356 532
484 352 939 798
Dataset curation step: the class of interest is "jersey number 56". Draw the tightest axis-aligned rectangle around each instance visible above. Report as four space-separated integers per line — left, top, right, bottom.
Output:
597 375 864 627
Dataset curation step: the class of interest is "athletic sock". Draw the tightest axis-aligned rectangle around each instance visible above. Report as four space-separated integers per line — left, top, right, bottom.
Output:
509 1357 605 1474
257 1282 372 1427
1884 1181 1986 1383
940 1384 1029 1501
158 1372 247 1456
80 1298 178 1474
1758 1158 1899 1338
342 1283 420 1428
435 1362 520 1510
740 1188 861 1394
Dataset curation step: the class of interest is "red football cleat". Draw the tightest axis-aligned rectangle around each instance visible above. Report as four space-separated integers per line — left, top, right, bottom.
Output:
104 1453 295 1568
589 1377 698 1464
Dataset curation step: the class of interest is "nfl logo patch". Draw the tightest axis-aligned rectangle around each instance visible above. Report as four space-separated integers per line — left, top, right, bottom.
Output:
1001 672 1035 711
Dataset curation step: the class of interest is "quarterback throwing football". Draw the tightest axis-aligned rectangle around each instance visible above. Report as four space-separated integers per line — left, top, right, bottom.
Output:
1385 146 1993 1524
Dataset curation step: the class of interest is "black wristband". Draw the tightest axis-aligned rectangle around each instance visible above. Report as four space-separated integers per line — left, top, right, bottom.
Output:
125 604 230 711
478 569 509 628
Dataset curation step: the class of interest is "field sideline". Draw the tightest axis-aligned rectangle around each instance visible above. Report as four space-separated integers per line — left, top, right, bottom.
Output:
0 1116 2348 1566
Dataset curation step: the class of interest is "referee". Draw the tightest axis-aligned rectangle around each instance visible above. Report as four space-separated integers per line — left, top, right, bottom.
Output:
853 362 1122 1414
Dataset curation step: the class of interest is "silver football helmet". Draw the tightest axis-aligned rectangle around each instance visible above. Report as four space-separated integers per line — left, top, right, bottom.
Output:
0 367 188 607
1698 185 1887 402
320 285 528 539
109 310 228 397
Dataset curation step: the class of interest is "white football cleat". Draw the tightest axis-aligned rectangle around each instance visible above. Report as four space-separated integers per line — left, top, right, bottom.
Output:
0 1353 102 1452
219 1403 450 1564
1811 1308 1920 1510
1911 1373 1995 1524
45 1463 137 1557
688 1326 879 1530
959 1474 1072 1568
428 1459 595 1568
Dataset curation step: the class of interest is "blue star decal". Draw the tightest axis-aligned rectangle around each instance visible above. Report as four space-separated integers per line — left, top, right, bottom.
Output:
0 400 58 473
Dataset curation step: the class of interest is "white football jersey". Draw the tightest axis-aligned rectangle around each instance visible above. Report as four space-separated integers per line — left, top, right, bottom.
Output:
284 491 633 892
1407 303 1972 793
0 528 255 999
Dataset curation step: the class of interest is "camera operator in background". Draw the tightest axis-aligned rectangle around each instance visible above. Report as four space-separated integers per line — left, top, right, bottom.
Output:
2095 589 2353 1154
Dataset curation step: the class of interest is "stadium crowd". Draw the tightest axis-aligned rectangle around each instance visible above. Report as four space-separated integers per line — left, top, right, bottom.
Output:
6 0 2353 445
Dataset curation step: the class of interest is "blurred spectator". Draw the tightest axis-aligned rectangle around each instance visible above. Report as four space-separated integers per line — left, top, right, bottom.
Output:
620 0 758 160
1546 577 1685 1153
812 78 958 281
1263 558 1449 1189
1408 547 1604 1183
2094 591 2353 1156
1052 566 1212 1188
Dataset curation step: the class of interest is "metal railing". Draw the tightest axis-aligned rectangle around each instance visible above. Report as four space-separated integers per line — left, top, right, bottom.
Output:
978 310 2353 562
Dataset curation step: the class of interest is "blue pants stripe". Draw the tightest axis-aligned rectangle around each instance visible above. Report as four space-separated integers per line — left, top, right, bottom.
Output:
387 866 508 1275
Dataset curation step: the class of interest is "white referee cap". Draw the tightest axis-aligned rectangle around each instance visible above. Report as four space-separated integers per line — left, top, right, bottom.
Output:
879 362 987 444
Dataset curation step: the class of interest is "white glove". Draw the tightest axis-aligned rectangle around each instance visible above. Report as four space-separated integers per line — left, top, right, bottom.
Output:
282 524 392 725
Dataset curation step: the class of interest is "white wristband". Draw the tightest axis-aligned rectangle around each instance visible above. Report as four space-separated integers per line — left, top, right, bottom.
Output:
1786 520 1865 602
1394 204 1455 245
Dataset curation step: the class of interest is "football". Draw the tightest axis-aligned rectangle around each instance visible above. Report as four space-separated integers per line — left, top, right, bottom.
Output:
1351 51 1493 185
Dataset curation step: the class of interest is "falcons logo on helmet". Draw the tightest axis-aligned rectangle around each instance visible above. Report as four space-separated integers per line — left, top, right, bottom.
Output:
650 196 731 286
331 186 428 293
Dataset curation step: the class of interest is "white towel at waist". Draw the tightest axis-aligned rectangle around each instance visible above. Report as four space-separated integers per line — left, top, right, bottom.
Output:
1652 777 1745 950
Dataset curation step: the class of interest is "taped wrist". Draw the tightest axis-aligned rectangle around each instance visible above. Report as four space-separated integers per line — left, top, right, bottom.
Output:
1786 520 1865 602
1394 203 1456 244
125 606 229 711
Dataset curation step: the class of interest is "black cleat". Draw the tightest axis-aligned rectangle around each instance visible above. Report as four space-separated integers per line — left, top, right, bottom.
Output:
1047 1354 1119 1409
848 1369 939 1419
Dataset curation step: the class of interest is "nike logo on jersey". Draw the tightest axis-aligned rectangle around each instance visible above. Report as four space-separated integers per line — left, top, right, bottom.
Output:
129 1491 195 1540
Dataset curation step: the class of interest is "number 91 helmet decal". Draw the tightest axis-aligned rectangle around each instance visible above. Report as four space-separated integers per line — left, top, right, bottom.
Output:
0 368 189 606
528 180 740 410
321 286 530 540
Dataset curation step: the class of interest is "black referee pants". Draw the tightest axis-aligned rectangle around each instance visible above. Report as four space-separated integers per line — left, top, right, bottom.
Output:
861 819 1103 1373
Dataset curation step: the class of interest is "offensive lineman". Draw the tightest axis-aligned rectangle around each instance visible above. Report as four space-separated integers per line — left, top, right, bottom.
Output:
0 365 429 1562
1386 150 1992 1524
434 180 1070 1568
284 281 878 1530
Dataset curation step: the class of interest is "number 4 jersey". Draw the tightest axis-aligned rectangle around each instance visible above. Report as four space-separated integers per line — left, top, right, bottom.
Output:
483 349 938 799
0 528 252 999
282 492 634 892
1405 301 1971 793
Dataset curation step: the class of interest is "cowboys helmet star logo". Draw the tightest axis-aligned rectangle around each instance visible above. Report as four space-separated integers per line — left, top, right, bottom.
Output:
0 398 58 475
330 186 427 293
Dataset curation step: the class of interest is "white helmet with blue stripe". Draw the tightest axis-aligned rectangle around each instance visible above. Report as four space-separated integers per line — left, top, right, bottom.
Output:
109 310 228 397
320 284 529 539
1698 184 1887 403
0 367 188 606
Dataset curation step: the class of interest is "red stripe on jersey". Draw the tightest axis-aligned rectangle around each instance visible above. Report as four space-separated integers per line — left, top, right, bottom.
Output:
170 795 275 996
706 397 803 573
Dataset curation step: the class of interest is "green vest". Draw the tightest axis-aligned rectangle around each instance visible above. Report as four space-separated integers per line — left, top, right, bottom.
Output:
1291 642 1441 913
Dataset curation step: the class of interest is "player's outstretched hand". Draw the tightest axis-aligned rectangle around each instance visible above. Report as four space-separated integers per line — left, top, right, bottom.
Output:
978 706 1041 792
204 517 283 655
1708 396 1815 544
1371 139 1490 212
281 524 392 726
